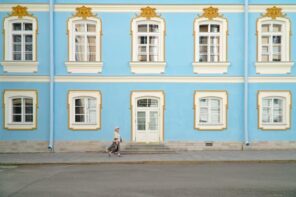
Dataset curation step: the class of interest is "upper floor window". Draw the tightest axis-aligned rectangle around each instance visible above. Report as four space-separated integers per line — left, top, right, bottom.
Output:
193 7 229 74
3 90 38 130
255 6 293 74
258 91 291 130
130 7 166 74
194 91 228 130
65 6 103 74
68 90 101 130
1 5 38 73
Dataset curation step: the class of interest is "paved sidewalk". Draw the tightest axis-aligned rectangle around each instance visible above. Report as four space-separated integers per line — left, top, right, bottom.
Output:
1 150 296 165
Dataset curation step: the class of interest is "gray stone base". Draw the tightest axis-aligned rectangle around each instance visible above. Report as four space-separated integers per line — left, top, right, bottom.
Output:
54 141 111 152
0 141 48 153
166 141 243 151
243 141 296 150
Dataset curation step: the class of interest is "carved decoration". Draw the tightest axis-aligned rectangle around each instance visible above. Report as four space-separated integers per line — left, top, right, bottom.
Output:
10 5 32 18
263 6 284 19
202 6 221 20
140 6 158 19
74 6 95 19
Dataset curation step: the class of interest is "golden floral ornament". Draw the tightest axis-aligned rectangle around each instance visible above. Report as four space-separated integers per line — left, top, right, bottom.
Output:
10 5 32 18
74 6 95 19
201 6 221 20
140 6 158 19
263 6 284 19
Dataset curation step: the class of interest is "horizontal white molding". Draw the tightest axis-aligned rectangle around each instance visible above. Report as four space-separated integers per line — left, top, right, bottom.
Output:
0 76 50 82
1 4 296 13
1 76 296 83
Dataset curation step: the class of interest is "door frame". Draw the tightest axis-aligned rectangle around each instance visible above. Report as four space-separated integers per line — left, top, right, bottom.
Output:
130 90 165 143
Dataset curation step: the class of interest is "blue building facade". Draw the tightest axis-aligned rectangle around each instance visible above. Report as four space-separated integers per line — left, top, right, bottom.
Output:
0 0 296 152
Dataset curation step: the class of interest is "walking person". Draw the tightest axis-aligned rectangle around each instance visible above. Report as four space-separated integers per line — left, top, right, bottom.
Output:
107 127 122 157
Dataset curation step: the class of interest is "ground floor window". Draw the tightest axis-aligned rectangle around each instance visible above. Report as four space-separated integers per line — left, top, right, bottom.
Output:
3 90 37 130
194 91 227 130
258 91 291 130
68 90 101 130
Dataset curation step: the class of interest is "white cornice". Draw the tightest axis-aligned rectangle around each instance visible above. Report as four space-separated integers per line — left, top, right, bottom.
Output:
248 77 296 83
1 4 296 13
0 76 50 82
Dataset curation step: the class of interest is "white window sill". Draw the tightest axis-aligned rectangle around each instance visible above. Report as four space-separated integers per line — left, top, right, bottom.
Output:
5 123 36 130
69 124 100 130
192 62 230 74
1 61 38 73
255 62 294 74
196 124 226 131
130 62 166 74
259 124 290 130
65 62 103 74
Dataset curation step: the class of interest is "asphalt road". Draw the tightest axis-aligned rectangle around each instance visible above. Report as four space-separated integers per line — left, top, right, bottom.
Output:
0 163 296 197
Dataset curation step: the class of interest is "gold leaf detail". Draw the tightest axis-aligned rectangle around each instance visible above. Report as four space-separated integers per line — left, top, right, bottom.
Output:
10 5 31 18
202 6 220 20
74 6 94 19
140 6 158 19
264 6 284 19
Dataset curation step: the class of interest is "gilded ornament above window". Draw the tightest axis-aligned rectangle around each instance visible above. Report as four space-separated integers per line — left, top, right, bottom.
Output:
201 6 221 20
263 6 285 19
74 6 95 19
10 5 32 18
140 6 158 19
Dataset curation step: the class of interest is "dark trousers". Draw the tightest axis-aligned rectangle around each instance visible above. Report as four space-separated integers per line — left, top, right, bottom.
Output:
108 141 120 153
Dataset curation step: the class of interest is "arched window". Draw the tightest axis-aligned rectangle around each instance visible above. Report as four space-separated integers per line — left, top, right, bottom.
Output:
1 5 38 73
258 91 291 130
68 90 101 130
65 6 103 73
130 7 166 74
255 6 293 74
194 91 228 130
4 90 38 130
193 7 229 74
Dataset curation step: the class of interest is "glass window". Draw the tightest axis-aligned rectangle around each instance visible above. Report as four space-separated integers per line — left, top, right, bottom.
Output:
74 97 97 124
262 97 284 124
11 97 33 123
199 97 222 124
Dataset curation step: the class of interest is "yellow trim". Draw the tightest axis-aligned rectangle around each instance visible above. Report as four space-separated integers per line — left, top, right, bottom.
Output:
3 89 38 131
194 90 228 131
67 90 102 131
257 90 292 131
130 90 165 143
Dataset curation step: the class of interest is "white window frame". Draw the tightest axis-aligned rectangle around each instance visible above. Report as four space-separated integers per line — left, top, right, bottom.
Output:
193 17 229 74
131 91 165 142
255 17 293 74
130 17 166 74
68 90 101 130
3 90 38 130
194 91 227 130
65 16 103 73
1 16 38 73
258 91 291 130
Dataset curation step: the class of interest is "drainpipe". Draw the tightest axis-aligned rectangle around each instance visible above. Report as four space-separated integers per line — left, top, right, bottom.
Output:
244 0 249 146
48 0 55 151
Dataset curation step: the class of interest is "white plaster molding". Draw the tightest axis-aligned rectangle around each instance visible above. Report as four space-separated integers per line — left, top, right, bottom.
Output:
1 61 38 73
65 62 103 74
255 62 294 74
192 62 230 74
249 5 296 13
248 77 296 83
130 62 166 74
0 76 49 82
0 4 49 12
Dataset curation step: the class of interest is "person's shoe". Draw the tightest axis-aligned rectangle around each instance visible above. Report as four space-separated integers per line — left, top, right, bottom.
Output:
117 153 121 157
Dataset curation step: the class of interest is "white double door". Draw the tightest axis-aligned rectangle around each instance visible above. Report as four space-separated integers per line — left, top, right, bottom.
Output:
134 98 161 143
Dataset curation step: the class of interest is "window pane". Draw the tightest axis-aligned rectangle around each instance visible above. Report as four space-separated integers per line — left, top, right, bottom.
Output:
138 46 146 53
13 35 22 42
75 115 85 122
273 98 283 108
199 107 208 123
262 24 270 32
199 25 208 32
199 36 208 44
75 98 84 107
13 23 22 31
12 98 22 106
13 54 22 60
149 24 159 32
200 98 208 107
25 54 33 61
87 24 96 32
261 46 269 54
13 115 22 122
75 36 85 61
210 55 219 62
211 99 220 109
25 35 33 42
199 55 207 62
273 46 281 54
262 36 269 44
149 55 158 62
210 37 219 45
210 25 220 33
138 55 147 62
149 111 158 130
88 98 96 108
273 24 281 32
273 36 281 44
149 36 159 45
138 24 147 32
262 107 271 123
149 46 158 55
75 24 85 32
25 115 33 122
261 55 269 62
272 55 281 62
199 46 207 53
137 111 146 130
87 36 96 61
137 99 147 107
262 98 272 107
148 99 158 107
25 44 32 52
24 23 33 31
138 36 147 44
13 44 21 52
210 46 219 55
25 98 33 106
88 110 97 124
